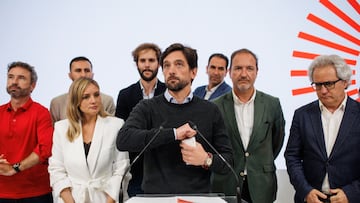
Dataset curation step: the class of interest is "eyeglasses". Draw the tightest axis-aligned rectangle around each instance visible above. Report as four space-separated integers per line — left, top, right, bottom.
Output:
311 79 342 90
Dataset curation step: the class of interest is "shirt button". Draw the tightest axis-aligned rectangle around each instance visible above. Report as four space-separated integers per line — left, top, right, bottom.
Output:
240 172 245 176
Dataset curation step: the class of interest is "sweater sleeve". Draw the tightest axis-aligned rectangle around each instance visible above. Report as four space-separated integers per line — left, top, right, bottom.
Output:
116 99 175 152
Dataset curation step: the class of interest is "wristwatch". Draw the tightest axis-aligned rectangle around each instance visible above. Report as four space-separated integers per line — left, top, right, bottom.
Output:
203 152 213 169
12 163 21 173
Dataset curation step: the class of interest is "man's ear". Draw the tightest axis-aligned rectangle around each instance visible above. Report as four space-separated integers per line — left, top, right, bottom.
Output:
30 82 36 93
191 67 198 79
68 72 73 81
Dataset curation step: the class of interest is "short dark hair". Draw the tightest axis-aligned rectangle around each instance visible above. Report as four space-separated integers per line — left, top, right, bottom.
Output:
160 43 198 70
132 43 161 64
208 53 229 69
230 48 258 70
8 61 38 83
69 56 93 71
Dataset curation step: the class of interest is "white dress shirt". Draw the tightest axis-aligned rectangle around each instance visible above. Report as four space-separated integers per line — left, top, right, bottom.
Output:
204 81 223 100
320 96 346 193
140 80 158 99
233 90 256 174
233 90 256 150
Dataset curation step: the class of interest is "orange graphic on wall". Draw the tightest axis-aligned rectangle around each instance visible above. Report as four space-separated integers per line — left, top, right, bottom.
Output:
291 0 360 101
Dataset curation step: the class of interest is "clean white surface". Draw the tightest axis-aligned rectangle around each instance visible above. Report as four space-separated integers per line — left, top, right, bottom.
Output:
0 1 358 170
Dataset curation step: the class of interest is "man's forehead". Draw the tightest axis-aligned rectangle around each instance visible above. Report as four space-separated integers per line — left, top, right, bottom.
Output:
164 58 186 64
209 59 226 66
71 66 92 72
140 48 155 54
165 51 186 61
139 49 157 58
8 66 30 74
72 66 91 70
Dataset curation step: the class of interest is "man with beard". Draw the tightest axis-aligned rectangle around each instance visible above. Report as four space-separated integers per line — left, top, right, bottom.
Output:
0 62 54 202
50 56 115 123
115 43 166 197
116 43 233 195
211 48 285 203
194 53 231 100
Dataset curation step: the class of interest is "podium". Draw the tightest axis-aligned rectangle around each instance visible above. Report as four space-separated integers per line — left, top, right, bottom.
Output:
125 194 248 203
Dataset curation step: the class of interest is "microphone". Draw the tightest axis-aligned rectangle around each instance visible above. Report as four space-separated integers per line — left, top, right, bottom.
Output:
119 125 164 203
188 121 242 203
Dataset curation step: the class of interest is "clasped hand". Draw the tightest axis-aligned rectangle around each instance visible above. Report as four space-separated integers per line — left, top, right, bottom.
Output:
0 154 16 176
306 188 348 203
176 123 208 166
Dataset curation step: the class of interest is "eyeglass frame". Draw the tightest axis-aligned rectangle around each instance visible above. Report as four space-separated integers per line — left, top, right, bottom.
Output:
311 79 343 90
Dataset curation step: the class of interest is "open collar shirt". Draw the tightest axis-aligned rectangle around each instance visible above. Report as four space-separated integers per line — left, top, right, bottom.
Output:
233 89 256 150
319 96 347 193
140 80 158 99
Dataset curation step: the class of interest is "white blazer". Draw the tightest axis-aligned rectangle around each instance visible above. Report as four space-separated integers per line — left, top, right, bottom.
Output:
49 116 131 203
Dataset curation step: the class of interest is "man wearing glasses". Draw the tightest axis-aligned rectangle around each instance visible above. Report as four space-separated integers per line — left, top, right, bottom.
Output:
285 54 360 203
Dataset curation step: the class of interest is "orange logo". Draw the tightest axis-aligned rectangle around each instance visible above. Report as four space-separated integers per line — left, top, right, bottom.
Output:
291 0 359 101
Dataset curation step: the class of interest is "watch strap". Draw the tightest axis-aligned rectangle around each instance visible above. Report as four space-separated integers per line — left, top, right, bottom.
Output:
12 163 21 173
202 152 213 170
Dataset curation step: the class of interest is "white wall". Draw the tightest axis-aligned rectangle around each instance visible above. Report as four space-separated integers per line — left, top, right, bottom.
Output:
0 0 358 172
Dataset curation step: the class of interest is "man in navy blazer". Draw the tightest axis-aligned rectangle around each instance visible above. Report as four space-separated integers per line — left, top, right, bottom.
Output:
193 53 231 100
115 43 166 197
285 55 360 203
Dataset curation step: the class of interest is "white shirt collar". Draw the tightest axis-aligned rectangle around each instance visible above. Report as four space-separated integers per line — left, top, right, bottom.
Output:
319 96 347 112
232 89 256 105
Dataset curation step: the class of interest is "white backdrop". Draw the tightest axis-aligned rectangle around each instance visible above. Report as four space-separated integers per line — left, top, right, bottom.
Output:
0 0 358 169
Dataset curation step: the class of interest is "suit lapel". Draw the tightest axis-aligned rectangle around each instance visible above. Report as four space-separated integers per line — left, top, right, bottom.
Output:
309 102 328 159
86 116 104 175
135 82 144 101
196 86 206 98
154 81 165 96
73 128 92 177
209 87 217 100
330 98 358 158
210 83 223 100
248 91 266 150
222 93 244 150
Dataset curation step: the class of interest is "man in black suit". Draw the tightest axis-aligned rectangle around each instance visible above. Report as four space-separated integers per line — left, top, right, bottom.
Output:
115 43 166 197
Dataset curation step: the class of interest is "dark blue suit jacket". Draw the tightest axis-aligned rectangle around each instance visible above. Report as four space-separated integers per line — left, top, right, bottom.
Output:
193 82 231 100
285 97 360 203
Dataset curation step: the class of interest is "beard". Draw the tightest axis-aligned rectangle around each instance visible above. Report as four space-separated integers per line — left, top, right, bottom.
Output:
209 76 222 87
7 85 31 98
138 68 158 82
166 77 189 92
235 83 251 92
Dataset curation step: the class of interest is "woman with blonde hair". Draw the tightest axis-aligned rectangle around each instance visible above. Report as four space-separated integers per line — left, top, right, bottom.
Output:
49 77 130 203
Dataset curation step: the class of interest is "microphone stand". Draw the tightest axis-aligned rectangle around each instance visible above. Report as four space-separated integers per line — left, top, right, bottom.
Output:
189 121 242 203
119 126 163 203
